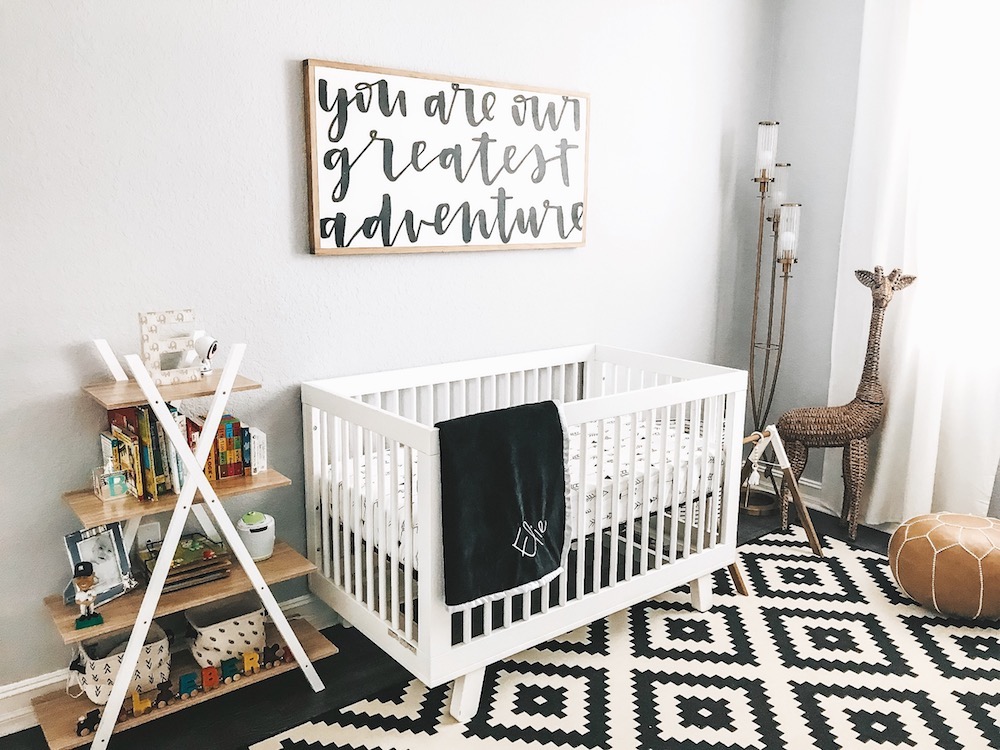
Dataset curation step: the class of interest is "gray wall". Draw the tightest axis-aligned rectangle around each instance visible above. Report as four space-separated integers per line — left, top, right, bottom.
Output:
717 1 866 487
0 0 774 684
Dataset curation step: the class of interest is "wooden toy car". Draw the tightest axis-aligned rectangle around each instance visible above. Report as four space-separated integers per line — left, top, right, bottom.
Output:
76 708 101 737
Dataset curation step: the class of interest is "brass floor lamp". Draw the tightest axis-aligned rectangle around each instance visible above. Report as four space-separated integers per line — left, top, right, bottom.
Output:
744 121 802 515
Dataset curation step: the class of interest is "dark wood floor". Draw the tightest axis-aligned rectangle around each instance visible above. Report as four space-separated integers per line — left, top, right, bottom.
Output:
4 508 887 750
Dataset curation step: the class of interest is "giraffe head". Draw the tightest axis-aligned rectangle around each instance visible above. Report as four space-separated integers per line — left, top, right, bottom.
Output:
855 266 916 309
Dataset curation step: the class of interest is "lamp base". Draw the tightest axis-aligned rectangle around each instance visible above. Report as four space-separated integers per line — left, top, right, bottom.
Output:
741 487 778 517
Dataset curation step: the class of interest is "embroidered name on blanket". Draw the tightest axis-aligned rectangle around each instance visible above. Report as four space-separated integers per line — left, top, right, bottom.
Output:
436 400 570 611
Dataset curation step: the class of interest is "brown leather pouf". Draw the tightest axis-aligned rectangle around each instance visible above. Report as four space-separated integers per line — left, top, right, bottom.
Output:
888 512 1000 619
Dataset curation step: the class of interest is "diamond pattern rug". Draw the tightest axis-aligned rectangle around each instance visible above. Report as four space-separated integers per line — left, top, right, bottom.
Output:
252 529 1000 749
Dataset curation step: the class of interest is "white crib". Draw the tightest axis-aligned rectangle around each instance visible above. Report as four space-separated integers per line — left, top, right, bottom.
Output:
301 345 746 720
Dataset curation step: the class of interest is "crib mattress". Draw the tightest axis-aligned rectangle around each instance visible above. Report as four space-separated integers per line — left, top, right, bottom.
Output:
331 417 716 569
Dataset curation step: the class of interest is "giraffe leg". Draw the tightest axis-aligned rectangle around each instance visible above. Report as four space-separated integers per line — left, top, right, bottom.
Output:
842 439 867 541
780 440 808 531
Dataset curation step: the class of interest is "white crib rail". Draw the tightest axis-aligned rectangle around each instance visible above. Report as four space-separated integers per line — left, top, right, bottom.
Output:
303 346 746 689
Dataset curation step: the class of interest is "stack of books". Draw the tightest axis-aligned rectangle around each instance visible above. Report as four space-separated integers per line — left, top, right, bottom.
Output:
100 406 267 503
137 533 231 594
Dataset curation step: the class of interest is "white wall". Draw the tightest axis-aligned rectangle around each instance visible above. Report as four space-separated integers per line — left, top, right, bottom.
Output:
718 0 865 487
0 0 773 684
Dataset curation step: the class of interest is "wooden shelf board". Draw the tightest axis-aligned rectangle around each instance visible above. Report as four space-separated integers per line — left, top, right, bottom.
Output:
82 373 262 410
32 619 338 750
63 469 292 527
45 541 315 645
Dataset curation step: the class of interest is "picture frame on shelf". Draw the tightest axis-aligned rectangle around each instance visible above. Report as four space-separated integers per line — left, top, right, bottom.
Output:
62 522 136 607
138 309 201 386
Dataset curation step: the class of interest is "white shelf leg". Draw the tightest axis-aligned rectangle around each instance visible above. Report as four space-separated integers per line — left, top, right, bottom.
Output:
89 444 217 747
91 346 248 748
93 339 129 382
125 347 326 695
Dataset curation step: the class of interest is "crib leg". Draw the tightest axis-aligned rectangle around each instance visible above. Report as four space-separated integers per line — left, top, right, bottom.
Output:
450 667 486 723
690 574 713 612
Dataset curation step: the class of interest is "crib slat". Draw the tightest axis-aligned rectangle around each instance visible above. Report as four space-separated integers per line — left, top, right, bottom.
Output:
420 385 432 425
318 411 331 580
503 595 513 629
364 428 376 610
696 399 711 554
353 424 364 599
406 387 417 421
484 600 494 636
389 440 400 630
377 432 387 621
592 418 605 594
708 395 723 548
326 415 340 584
609 417 623 585
341 419 352 593
639 409 654 575
463 608 472 643
403 445 414 641
669 402 684 563
682 400 699 558
654 405 670 568
624 413 638 581
576 420 587 600
527 368 538 403
330 417 342 586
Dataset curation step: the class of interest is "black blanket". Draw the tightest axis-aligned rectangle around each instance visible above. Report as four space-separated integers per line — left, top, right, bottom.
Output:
436 401 568 609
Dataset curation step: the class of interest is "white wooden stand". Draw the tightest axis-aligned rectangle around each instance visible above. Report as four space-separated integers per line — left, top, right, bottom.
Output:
86 343 325 749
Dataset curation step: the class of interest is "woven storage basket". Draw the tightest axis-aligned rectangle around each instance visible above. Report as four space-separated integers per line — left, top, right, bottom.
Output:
186 592 266 668
74 622 170 705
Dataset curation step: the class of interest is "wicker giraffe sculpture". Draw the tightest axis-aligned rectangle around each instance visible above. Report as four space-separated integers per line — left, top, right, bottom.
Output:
777 265 915 540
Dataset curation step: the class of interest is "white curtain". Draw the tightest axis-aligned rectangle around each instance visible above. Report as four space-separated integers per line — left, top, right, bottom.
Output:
822 0 1000 525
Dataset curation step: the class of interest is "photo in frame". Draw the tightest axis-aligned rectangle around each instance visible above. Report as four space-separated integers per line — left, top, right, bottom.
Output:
303 59 589 255
62 522 136 607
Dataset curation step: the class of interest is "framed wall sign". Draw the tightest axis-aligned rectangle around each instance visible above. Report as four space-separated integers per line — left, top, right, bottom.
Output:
303 59 589 255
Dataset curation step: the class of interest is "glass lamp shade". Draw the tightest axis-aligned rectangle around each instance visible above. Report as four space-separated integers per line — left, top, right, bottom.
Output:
778 203 801 261
754 121 779 180
767 163 791 222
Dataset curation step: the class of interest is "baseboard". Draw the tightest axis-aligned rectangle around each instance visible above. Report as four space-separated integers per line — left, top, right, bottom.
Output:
0 670 67 737
0 593 343 738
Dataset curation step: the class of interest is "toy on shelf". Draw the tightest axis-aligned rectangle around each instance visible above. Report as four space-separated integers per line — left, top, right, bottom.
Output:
75 709 101 737
81 640 295 729
72 562 103 630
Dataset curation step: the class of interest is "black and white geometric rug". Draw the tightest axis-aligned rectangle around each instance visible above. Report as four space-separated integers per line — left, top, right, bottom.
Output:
252 529 1000 749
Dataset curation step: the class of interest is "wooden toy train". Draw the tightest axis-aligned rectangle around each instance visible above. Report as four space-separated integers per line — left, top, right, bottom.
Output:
75 642 294 736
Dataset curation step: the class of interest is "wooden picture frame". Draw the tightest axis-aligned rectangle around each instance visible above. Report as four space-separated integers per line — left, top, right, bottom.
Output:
63 522 136 607
302 59 590 255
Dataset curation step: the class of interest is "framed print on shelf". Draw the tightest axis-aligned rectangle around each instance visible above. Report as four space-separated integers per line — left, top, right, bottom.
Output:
138 309 201 386
62 522 136 607
302 59 590 255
